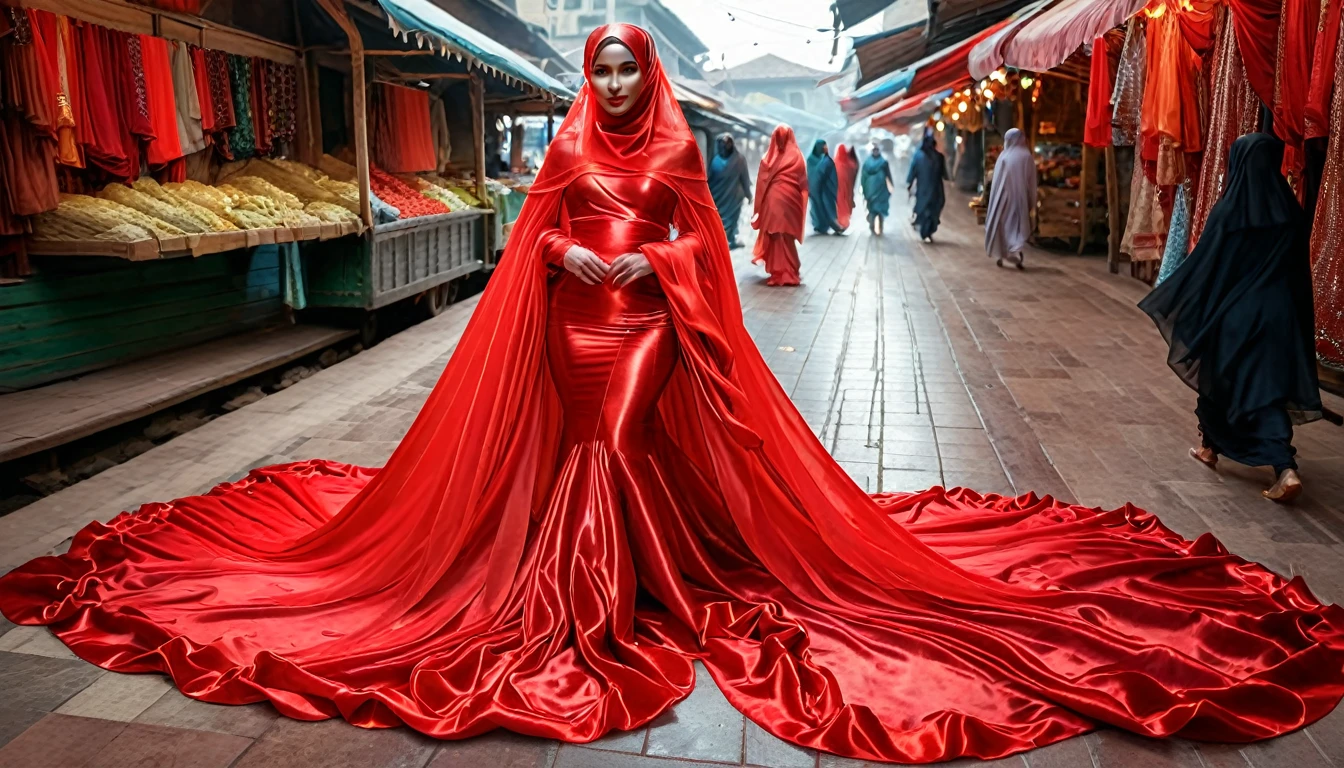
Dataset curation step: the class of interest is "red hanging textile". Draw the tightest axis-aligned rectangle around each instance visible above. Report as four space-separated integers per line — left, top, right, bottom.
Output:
1188 10 1260 248
27 10 81 167
190 46 215 133
1083 37 1113 147
0 8 60 228
372 83 436 174
1272 0 1320 191
1223 0 1282 108
140 34 183 167
120 31 154 142
1304 0 1342 140
1139 4 1202 168
76 21 133 180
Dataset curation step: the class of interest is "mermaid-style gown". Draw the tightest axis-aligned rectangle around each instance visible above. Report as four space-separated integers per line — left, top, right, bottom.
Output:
3 171 1344 764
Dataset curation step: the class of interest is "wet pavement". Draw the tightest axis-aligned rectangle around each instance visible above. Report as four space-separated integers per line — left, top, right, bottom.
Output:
2 195 1343 767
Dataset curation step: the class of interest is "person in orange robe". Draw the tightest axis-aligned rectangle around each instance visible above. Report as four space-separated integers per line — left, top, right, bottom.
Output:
751 124 807 286
833 143 859 231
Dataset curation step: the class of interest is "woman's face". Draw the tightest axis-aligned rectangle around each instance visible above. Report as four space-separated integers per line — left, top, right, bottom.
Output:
589 42 645 117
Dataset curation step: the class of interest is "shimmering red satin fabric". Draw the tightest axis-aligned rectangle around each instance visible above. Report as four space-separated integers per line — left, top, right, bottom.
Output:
5 23 1344 766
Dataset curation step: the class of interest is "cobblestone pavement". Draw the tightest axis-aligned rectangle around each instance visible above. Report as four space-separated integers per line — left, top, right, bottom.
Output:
3 196 1344 767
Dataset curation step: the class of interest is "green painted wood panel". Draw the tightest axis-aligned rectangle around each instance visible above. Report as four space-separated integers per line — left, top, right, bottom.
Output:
0 247 287 393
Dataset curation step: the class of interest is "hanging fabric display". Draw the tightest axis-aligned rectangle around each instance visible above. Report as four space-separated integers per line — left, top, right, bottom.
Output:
1271 0 1320 190
430 94 451 172
250 56 272 156
1311 19 1344 370
140 34 184 167
1110 18 1145 146
225 54 256 160
1155 181 1190 284
267 59 297 146
0 7 61 233
1189 11 1260 247
1084 37 1113 148
77 22 134 180
1304 0 1342 139
1139 5 1202 175
372 83 437 174
28 10 81 168
169 41 207 156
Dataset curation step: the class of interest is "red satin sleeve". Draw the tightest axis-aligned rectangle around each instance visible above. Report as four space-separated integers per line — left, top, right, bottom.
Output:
538 199 577 270
640 212 761 448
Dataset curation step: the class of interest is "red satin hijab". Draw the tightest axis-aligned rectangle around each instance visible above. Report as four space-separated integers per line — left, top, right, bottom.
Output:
6 22 1344 767
752 124 808 242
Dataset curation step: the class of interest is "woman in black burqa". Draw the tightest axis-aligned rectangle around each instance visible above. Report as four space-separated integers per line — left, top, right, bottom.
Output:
1139 133 1322 502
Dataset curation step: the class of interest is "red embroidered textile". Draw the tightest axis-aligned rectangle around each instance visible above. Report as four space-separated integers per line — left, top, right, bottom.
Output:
139 34 182 166
190 46 215 133
6 23 1344 766
1304 0 1341 139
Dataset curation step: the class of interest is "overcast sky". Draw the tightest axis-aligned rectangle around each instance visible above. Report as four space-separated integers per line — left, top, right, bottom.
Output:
661 0 914 72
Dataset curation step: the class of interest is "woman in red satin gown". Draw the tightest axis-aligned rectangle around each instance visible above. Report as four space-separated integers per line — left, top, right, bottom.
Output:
4 24 1344 765
751 125 807 286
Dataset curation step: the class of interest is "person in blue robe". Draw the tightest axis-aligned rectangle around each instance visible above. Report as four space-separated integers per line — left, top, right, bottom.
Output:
905 131 947 242
707 133 753 249
806 140 842 235
861 145 893 235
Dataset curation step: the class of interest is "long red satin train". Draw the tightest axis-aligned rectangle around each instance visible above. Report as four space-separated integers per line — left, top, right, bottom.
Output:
4 24 1344 765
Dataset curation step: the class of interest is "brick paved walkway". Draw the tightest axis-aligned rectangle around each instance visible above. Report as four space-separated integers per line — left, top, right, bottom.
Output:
2 195 1344 767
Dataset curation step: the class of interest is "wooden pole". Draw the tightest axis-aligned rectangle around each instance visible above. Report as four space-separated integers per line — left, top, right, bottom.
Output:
314 0 372 228
1105 144 1120 273
510 116 524 172
1078 143 1089 255
471 73 488 201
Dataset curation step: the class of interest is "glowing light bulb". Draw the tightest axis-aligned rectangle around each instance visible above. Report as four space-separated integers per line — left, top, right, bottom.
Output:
958 101 968 113
935 120 945 131
951 111 960 121
955 135 963 145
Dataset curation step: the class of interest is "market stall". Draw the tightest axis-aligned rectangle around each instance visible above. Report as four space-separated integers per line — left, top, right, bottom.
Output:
0 0 570 391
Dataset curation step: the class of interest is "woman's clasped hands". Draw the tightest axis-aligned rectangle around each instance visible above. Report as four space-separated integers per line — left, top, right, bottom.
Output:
563 244 653 287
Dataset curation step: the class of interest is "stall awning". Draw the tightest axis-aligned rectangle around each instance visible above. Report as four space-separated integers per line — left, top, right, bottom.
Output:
967 0 1054 79
374 0 575 100
842 18 1009 117
870 88 951 129
998 0 1147 73
852 21 926 87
